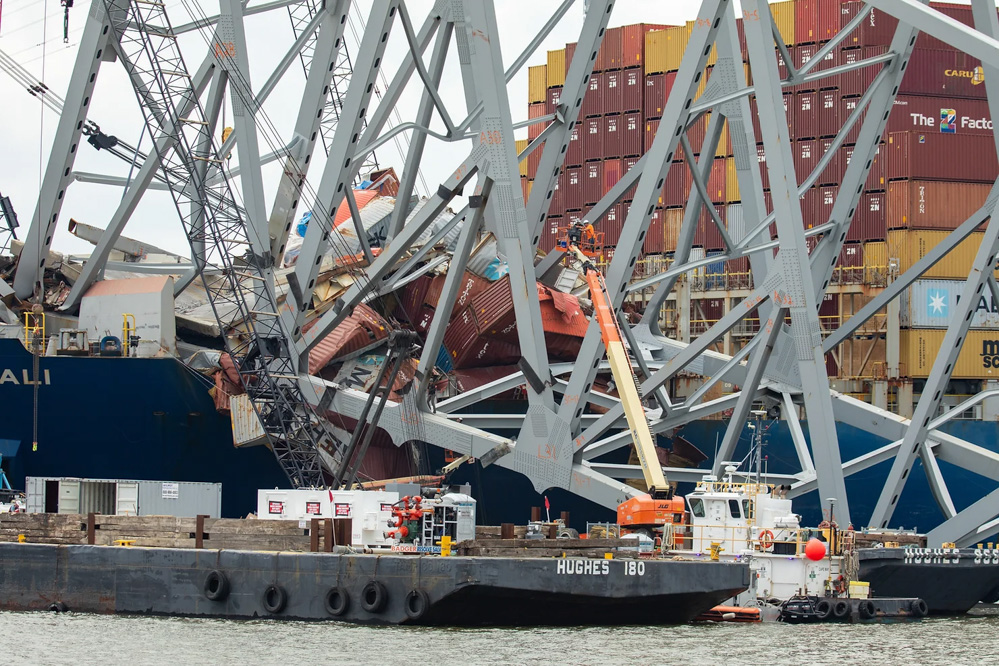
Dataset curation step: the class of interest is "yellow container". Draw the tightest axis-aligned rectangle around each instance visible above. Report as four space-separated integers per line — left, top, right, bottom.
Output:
547 49 566 88
900 329 999 379
685 21 717 67
863 240 888 283
887 230 999 281
709 113 729 158
528 65 548 104
848 581 870 599
770 1 796 46
725 157 739 203
645 29 669 75
516 139 529 177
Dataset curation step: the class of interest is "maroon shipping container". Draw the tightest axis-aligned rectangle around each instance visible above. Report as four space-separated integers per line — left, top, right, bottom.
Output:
686 115 708 158
528 102 546 141
838 49 865 98
841 144 889 192
842 5 897 48
583 161 603 205
794 139 840 185
622 112 643 157
567 122 583 167
603 158 624 197
849 190 886 242
623 68 643 113
887 131 998 182
757 144 772 192
792 44 839 91
604 114 623 158
600 202 624 245
663 162 692 207
623 156 640 201
818 0 841 42
582 72 603 117
811 185 838 229
887 180 992 230
817 90 841 137
551 170 565 214
546 86 562 117
888 95 991 135
643 208 666 254
841 95 862 144
799 188 818 227
584 117 603 162
622 23 669 68
820 138 844 183
751 92 794 143
901 49 987 99
645 118 660 154
539 216 562 253
565 42 576 73
564 166 583 212
794 92 819 139
918 3 972 51
596 26 624 71
527 144 541 181
795 0 820 44
604 71 624 115
707 158 727 204
696 205 727 250
644 73 667 121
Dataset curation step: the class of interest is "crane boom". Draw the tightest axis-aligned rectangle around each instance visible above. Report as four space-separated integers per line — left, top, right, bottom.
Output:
569 244 669 496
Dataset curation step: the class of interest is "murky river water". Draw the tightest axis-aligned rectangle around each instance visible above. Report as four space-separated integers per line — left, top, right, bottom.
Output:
3 609 999 665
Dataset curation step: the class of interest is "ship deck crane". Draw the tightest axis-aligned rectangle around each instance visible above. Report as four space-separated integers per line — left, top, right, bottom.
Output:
562 226 685 538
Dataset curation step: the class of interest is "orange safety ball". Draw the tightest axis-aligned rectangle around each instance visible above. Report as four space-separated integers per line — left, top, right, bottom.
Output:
804 538 827 561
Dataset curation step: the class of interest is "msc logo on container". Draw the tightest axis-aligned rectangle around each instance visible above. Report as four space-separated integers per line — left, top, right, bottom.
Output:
945 66 985 85
982 340 999 368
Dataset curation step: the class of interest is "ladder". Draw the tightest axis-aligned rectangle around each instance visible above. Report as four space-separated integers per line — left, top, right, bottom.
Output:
102 0 341 488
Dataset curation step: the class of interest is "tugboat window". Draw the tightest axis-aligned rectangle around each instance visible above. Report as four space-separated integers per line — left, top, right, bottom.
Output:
742 499 751 519
689 498 705 517
728 499 742 518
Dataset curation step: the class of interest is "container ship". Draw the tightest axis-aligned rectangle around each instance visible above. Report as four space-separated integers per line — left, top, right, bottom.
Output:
1 0 998 538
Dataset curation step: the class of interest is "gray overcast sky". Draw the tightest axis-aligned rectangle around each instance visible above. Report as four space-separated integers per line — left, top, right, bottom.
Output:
0 0 976 258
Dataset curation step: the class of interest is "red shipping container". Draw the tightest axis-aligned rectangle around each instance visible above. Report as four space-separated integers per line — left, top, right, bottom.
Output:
596 26 624 71
706 158 726 204
603 158 624 197
918 3 972 51
567 122 583 167
838 49 865 98
528 102 546 141
849 191 886 242
817 0 841 42
564 166 583 212
686 115 708 158
799 188 818 228
643 208 666 254
584 117 603 162
601 202 624 245
551 171 566 214
540 216 562 253
819 138 843 184
546 86 562 117
696 205 727 250
888 95 991 135
623 68 643 113
604 70 624 115
622 112 643 158
604 114 623 158
751 92 794 143
792 45 838 90
794 139 828 184
901 49 987 99
842 5 897 48
811 185 838 229
757 144 772 192
794 92 820 139
842 144 889 192
887 131 998 183
796 0 820 45
841 96 862 144
583 161 603 205
887 180 992 230
663 162 692 207
644 73 667 121
583 72 603 117
622 23 669 68
817 89 841 137
645 118 660 154
527 144 541 181
623 156 640 201
566 42 576 72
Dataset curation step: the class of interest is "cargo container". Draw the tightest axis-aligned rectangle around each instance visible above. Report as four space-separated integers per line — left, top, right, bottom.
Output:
516 139 529 178
623 68 643 112
888 229 999 280
584 161 603 205
584 117 603 162
864 240 889 283
850 190 886 242
644 208 666 254
527 142 541 181
564 166 583 212
603 158 624 198
665 207 683 250
540 215 562 253
900 279 999 329
771 1 797 46
547 48 567 88
816 90 841 137
750 93 795 144
794 91 820 139
546 86 562 117
902 49 987 99
684 20 718 67
26 477 222 518
888 95 991 135
644 73 669 120
795 0 819 45
551 171 565 213
602 202 624 246
887 180 992 231
622 112 643 157
794 138 841 185
622 23 670 68
842 4 896 47
706 158 727 204
604 114 623 158
645 25 689 74
596 26 624 71
917 3 973 51
836 242 865 283
604 70 623 115
663 161 692 207
583 72 603 117
887 131 998 183
838 49 865 98
899 329 999 379
810 185 838 231
841 95 862 144
696 205 727 251
528 64 548 104
567 122 583 167
645 118 660 154
841 144 887 192
528 102 546 141
725 157 739 203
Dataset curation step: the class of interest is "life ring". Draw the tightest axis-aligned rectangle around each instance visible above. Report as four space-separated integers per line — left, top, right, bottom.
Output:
858 600 876 620
758 529 775 550
324 586 350 616
361 580 388 613
815 599 833 620
262 584 287 614
204 570 230 602
833 600 850 619
404 589 430 621
910 598 928 618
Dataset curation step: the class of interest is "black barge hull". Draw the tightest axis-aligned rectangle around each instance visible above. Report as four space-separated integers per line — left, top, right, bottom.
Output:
0 543 749 625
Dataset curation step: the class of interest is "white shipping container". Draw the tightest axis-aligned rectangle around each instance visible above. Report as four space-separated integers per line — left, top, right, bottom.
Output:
900 279 999 329
230 393 267 448
257 488 399 548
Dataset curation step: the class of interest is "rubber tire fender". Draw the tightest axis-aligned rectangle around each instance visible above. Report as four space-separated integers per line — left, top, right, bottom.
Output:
324 586 350 617
204 570 230 602
361 580 388 613
910 598 928 618
815 599 833 620
262 584 288 614
47 601 68 613
833 600 850 619
404 589 430 621
858 600 876 620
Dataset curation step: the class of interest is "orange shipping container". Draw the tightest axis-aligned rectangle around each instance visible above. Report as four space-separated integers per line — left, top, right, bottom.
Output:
886 181 992 231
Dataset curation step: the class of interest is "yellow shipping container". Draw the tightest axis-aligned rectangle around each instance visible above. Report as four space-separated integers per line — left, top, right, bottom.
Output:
547 48 566 88
863 240 888 283
685 21 717 67
645 29 669 75
900 329 999 379
725 157 739 203
516 139 529 177
528 65 548 104
770 1 796 46
887 230 999 281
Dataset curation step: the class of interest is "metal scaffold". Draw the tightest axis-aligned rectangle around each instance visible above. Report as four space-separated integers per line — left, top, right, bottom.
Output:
8 0 999 545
